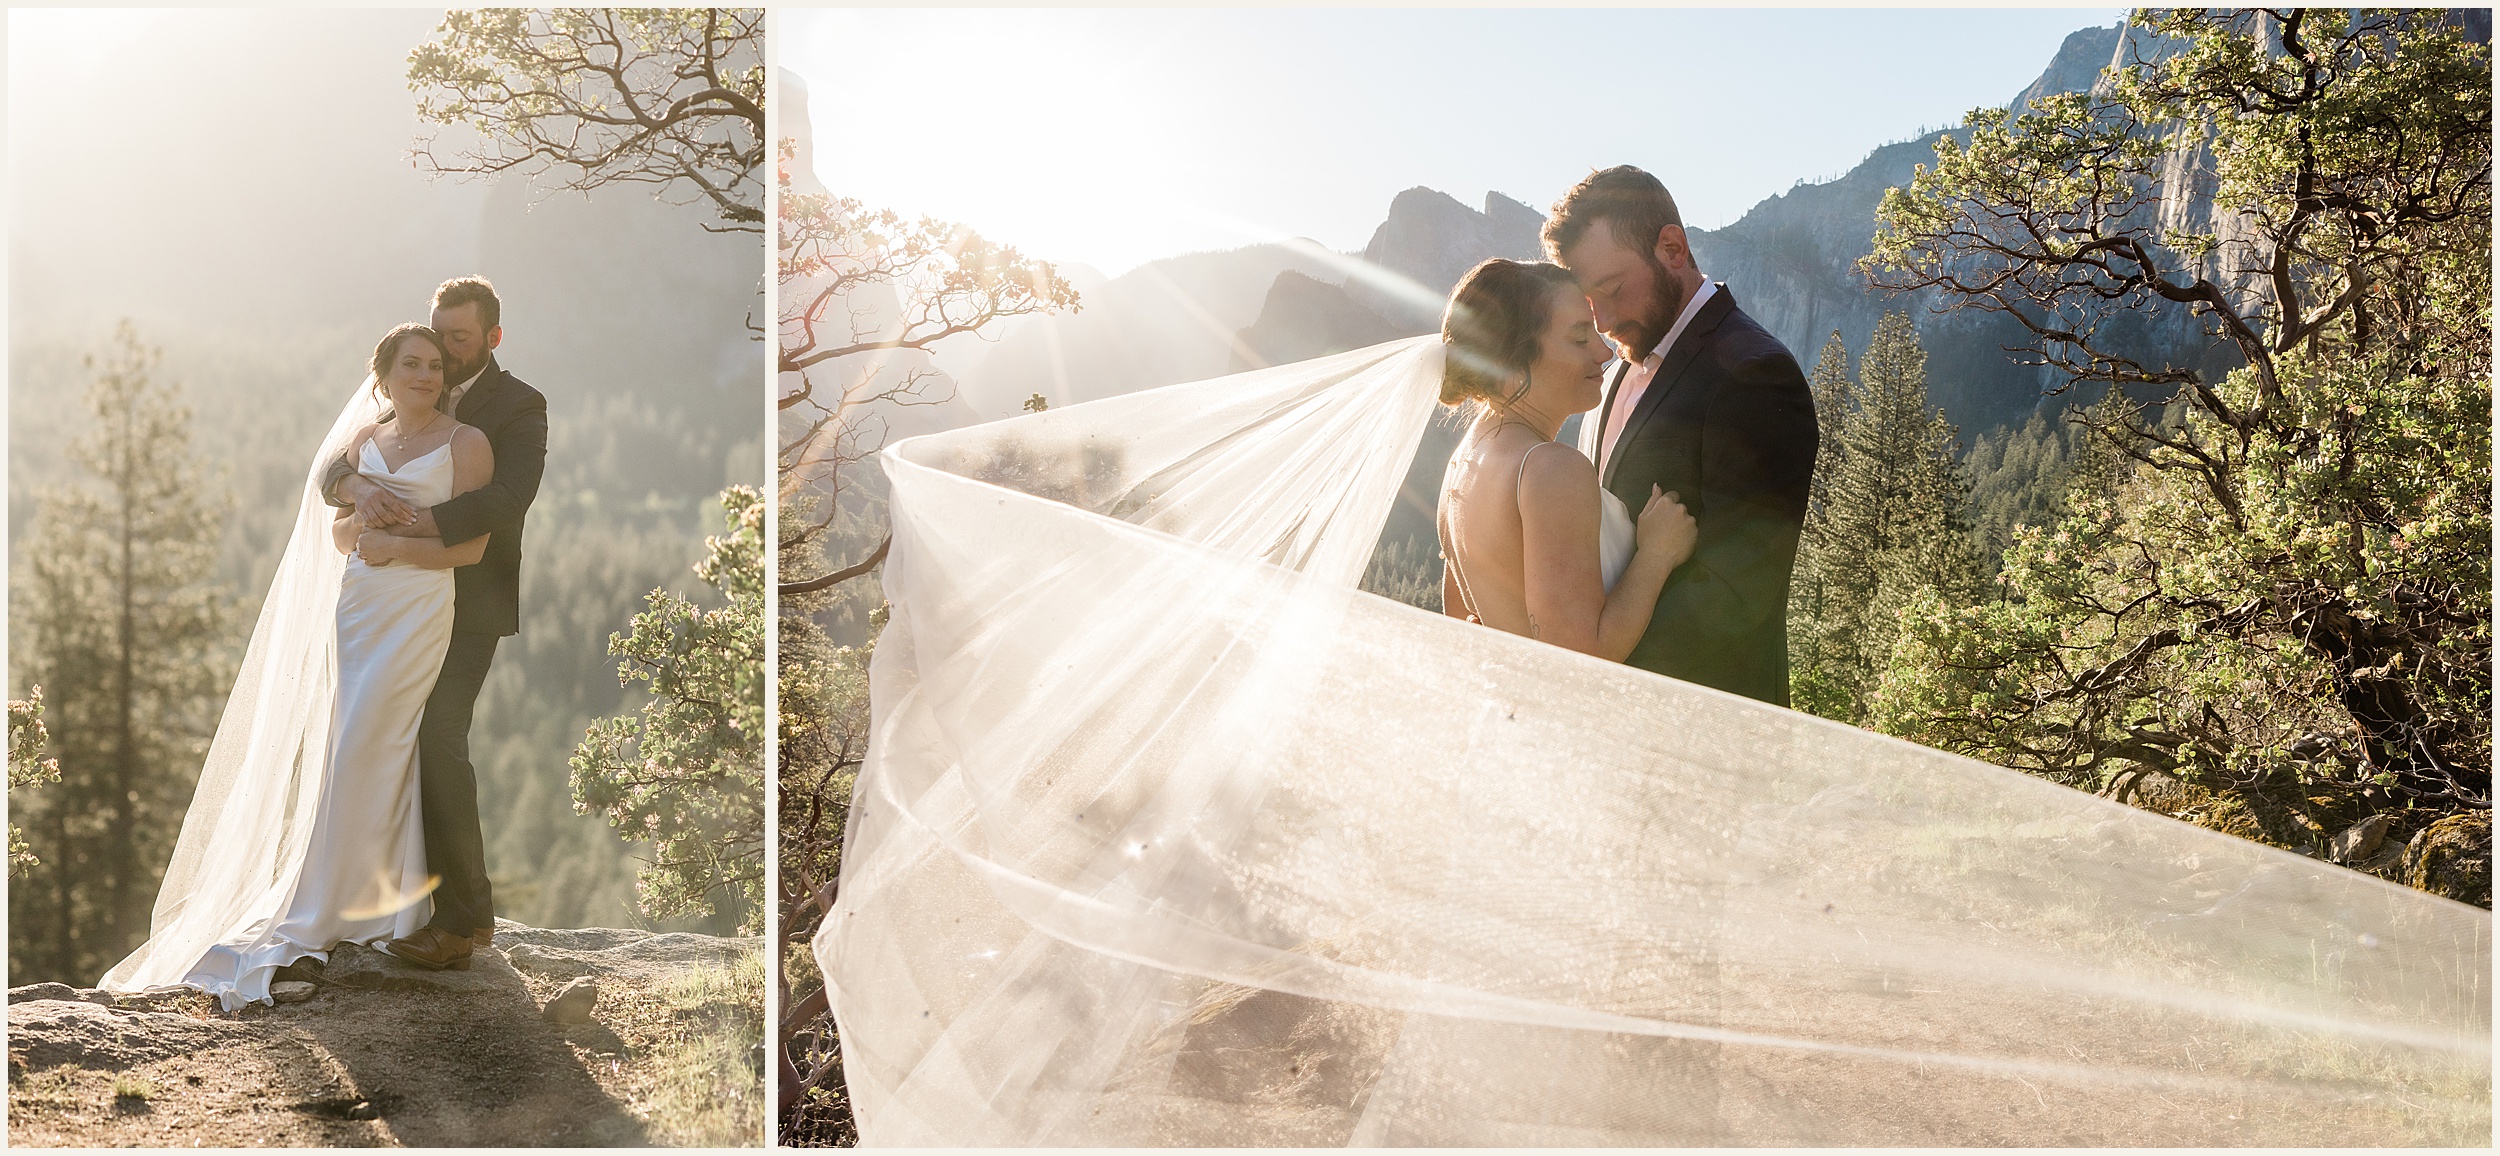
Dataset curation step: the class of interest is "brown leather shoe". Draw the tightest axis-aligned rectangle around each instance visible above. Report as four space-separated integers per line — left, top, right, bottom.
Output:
472 927 495 949
384 927 474 971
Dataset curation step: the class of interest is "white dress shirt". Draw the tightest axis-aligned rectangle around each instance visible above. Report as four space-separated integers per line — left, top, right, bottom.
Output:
1588 279 1717 477
444 364 486 415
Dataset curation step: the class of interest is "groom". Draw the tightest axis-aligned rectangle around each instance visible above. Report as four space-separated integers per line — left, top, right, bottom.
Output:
1549 166 1816 707
322 276 549 970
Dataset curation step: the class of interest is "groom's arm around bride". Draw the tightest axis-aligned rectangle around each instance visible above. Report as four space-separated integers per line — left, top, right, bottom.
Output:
321 279 549 640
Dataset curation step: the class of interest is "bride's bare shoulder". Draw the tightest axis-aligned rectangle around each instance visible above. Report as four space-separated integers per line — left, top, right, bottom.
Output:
1517 439 1597 493
449 423 494 471
346 421 385 454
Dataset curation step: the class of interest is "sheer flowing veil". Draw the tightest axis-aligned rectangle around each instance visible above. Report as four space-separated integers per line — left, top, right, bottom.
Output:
821 336 2489 1145
100 380 374 991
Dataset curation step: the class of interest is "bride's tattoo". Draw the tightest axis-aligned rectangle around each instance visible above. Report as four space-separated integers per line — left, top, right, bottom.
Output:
1527 614 1541 639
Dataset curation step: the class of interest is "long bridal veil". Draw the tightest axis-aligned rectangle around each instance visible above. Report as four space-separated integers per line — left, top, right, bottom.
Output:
101 380 375 995
820 336 2489 1145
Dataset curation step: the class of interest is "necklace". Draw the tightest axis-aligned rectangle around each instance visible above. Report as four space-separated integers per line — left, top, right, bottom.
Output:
392 406 448 442
1472 412 1551 453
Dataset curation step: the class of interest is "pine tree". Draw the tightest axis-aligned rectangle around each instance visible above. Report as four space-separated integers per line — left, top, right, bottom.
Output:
9 324 233 985
1801 330 1852 535
1787 313 1978 724
1899 411 1982 595
1787 331 1857 719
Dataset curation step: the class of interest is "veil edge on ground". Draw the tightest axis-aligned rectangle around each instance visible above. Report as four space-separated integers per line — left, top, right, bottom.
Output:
98 378 375 992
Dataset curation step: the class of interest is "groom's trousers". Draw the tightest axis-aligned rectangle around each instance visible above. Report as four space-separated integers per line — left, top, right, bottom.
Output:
418 631 499 935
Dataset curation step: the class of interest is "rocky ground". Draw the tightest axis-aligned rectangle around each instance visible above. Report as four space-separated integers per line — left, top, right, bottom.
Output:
6 921 763 1148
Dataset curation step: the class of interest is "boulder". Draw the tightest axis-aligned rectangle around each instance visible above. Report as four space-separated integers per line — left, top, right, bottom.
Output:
270 981 318 1004
2404 812 2492 908
9 983 80 1005
2327 814 2394 865
7 999 258 1071
541 977 599 1024
2101 767 2195 814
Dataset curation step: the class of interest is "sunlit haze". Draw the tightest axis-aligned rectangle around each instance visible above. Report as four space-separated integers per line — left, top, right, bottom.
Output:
788 7 2124 277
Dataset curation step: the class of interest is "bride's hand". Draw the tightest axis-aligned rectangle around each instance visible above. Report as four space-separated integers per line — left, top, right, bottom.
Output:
1636 484 1697 572
356 529 403 566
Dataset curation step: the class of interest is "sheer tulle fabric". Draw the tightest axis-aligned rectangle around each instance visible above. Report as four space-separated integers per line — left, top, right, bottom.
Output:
101 381 439 1007
821 337 2489 1145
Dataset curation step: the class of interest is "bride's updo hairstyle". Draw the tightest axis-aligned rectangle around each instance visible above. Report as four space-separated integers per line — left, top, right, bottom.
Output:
1439 258 1579 408
367 323 450 402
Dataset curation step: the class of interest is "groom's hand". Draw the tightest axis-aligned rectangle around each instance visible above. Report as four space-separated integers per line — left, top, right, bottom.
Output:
344 474 418 531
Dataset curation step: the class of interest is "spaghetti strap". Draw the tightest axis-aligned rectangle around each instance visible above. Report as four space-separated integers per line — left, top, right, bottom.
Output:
1514 439 1566 498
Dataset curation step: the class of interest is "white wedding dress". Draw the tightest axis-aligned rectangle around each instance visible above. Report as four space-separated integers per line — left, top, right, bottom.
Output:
1441 434 1636 615
103 393 452 1011
821 336 2487 1145
1596 488 1633 588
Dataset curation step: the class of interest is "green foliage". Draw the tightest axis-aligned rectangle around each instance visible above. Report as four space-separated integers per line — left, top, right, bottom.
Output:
570 486 766 934
409 8 766 229
1788 315 1981 725
8 324 235 984
1863 9 2490 888
9 687 62 877
1964 408 2094 571
1360 537 1443 613
1801 330 1851 531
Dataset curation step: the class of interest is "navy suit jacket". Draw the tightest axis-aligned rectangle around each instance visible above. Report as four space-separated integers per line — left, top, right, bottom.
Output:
1592 285 1816 706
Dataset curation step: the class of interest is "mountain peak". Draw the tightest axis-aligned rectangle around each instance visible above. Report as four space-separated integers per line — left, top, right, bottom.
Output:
2011 23 2124 115
1359 186 1550 325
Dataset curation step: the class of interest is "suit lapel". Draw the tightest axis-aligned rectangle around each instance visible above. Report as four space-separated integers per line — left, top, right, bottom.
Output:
1602 286 1735 491
456 360 503 423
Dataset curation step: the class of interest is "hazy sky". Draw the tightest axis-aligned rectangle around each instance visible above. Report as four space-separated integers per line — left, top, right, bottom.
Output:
790 7 2124 278
8 7 491 332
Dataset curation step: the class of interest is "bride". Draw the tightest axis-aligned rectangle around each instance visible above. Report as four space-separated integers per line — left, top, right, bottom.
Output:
1434 257 1692 656
101 323 492 1010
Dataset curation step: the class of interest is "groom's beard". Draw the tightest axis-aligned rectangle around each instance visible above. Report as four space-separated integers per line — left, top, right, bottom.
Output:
439 356 485 405
1616 253 1685 361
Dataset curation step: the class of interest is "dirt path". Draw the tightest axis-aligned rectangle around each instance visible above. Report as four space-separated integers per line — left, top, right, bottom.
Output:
7 923 761 1147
